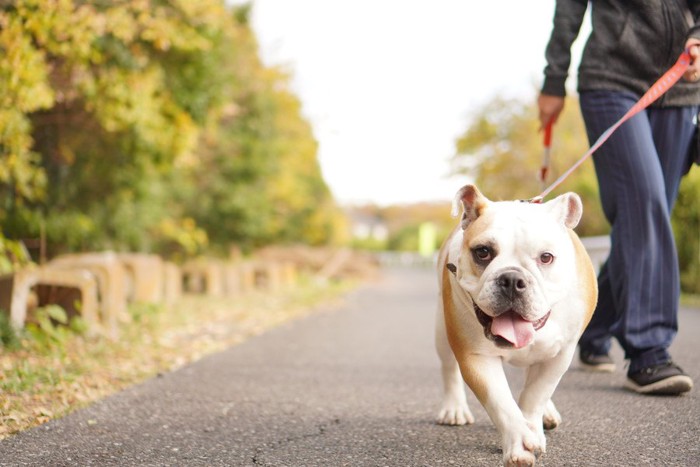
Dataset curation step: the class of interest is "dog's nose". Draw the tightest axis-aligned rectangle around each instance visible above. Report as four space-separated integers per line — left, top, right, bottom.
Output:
497 271 527 299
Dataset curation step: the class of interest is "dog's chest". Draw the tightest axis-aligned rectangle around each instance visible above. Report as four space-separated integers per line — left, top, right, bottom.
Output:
501 323 568 366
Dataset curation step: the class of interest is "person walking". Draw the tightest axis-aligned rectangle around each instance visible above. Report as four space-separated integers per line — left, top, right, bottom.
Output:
538 0 699 395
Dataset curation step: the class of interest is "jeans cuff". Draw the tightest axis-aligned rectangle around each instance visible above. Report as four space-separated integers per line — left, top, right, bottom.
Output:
578 338 612 357
628 348 671 374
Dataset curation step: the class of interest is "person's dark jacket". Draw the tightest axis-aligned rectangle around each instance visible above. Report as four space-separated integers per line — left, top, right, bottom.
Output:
542 0 700 106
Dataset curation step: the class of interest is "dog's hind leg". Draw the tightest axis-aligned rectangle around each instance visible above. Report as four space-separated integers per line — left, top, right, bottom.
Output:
542 399 562 430
435 303 474 425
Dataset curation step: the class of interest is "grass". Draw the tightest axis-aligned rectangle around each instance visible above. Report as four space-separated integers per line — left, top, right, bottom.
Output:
0 275 356 439
681 293 700 309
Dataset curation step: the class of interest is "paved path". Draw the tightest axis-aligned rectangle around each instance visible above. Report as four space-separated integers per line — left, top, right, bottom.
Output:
1 267 699 466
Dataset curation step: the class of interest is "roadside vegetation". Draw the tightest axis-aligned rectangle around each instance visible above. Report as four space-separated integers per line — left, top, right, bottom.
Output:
0 2 357 436
0 275 355 439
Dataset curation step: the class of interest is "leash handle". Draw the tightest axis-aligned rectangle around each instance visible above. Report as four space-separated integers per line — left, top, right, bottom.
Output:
543 120 553 148
539 120 553 186
536 49 692 200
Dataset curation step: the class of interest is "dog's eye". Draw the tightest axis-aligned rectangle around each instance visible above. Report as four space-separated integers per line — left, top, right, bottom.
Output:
473 246 493 262
539 252 554 265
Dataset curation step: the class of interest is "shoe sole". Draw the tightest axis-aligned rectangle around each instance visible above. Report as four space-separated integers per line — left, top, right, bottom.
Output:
624 375 694 395
580 361 616 373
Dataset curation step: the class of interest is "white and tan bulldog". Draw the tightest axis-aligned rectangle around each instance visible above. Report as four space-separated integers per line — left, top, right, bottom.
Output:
435 185 597 466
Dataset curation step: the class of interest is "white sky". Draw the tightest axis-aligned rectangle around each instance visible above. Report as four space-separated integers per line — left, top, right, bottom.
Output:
234 0 588 206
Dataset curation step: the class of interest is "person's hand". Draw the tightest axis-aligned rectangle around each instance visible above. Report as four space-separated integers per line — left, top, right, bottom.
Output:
537 93 565 130
683 38 700 82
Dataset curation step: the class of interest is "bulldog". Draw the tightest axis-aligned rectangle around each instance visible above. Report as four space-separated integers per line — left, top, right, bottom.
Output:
435 185 597 466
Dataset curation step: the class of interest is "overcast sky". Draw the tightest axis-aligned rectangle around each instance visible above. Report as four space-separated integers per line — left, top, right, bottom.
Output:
234 0 589 206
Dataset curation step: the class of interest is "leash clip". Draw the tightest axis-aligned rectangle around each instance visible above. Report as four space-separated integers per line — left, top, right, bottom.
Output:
519 196 543 204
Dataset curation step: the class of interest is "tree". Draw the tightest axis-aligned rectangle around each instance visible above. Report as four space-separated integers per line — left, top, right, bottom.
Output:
0 1 343 259
182 9 341 251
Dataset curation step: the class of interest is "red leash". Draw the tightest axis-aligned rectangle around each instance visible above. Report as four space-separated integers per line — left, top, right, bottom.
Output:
539 120 553 189
534 49 692 202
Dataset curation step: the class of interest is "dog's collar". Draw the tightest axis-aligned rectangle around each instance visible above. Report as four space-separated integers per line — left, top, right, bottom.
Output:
519 196 543 204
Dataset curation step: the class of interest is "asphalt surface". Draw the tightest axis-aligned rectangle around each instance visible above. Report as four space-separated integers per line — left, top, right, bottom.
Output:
1 266 698 466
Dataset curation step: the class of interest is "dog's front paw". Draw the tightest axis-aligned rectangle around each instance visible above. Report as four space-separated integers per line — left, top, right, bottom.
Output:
502 422 544 467
504 451 536 467
437 401 474 426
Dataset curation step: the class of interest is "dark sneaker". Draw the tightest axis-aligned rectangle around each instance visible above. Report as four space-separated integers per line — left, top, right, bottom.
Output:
625 362 694 395
580 351 616 373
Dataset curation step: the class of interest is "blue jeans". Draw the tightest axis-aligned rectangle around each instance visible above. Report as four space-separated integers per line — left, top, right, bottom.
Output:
578 90 697 374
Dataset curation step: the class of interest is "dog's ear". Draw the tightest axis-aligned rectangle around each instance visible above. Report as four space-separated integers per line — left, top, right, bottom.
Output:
452 184 490 230
545 192 583 229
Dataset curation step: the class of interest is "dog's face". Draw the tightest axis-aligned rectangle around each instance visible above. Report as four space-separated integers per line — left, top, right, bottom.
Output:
450 185 583 349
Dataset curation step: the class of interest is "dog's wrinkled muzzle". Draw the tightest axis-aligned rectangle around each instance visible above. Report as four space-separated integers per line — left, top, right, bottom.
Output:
447 262 550 349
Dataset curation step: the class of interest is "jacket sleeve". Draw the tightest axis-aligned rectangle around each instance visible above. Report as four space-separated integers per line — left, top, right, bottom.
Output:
541 0 589 97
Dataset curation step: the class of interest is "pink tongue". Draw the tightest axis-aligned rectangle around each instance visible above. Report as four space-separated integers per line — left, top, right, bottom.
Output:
491 311 535 349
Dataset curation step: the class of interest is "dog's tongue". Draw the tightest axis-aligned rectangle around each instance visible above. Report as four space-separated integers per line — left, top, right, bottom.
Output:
491 311 535 349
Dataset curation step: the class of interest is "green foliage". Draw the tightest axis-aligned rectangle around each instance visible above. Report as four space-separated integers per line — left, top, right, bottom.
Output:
0 232 30 273
351 236 387 252
387 225 420 252
150 217 208 262
348 202 456 253
129 302 161 325
25 304 86 349
673 165 700 294
0 0 344 259
1 358 64 394
0 311 20 350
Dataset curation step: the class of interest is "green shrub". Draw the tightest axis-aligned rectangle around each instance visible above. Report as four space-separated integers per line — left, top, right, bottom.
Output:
0 311 21 350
